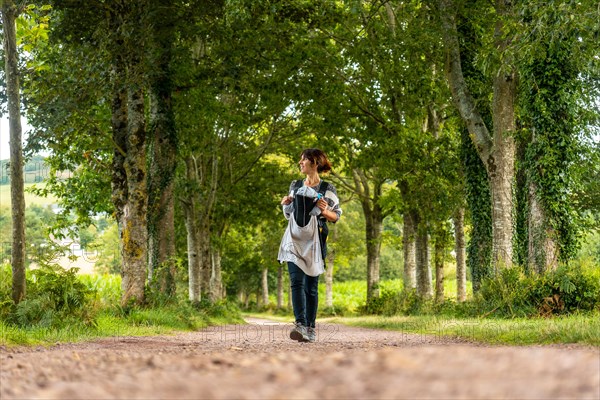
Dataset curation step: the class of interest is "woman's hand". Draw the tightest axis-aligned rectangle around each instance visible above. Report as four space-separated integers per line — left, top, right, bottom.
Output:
316 198 328 211
281 195 293 205
318 198 338 222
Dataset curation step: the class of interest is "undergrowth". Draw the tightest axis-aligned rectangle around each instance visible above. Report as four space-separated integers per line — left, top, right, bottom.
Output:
361 264 600 318
0 265 242 346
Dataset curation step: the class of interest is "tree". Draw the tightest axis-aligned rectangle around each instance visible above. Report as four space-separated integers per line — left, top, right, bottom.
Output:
146 0 178 294
2 0 26 304
439 0 517 271
440 0 600 275
454 207 467 301
28 0 158 305
516 1 598 272
174 0 333 302
106 1 149 306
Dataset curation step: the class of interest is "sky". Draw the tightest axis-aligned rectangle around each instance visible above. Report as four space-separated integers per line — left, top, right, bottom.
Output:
0 115 30 160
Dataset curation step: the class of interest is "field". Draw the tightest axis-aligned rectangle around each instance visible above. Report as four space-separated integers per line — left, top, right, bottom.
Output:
0 182 57 208
266 277 474 316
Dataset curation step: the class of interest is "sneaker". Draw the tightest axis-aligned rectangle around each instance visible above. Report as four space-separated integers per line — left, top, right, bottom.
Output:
307 327 316 343
290 322 309 342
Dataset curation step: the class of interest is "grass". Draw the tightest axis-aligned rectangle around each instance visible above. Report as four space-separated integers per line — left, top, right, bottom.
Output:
0 303 244 347
257 278 599 347
267 278 473 316
324 313 600 346
0 272 244 347
0 311 210 346
244 311 600 346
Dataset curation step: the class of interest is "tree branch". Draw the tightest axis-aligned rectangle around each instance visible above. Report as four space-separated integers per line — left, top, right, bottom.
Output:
438 0 493 162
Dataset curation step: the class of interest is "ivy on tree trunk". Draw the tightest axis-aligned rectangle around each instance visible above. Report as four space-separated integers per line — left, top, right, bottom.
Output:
439 0 517 272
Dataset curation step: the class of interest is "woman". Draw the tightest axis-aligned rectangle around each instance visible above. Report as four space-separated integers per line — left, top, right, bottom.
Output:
278 148 342 343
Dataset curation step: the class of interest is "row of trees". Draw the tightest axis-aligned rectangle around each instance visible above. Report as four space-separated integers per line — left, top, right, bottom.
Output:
2 0 599 306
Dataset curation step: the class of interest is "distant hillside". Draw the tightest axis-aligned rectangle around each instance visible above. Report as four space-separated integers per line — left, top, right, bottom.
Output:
0 182 58 207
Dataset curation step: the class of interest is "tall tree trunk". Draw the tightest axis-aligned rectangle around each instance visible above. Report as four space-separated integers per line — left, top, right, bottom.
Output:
325 225 337 309
261 267 269 307
352 169 384 301
210 247 224 301
183 152 218 302
402 212 417 290
434 237 445 303
182 157 201 302
461 128 493 291
183 202 201 302
198 220 211 297
147 0 177 294
490 51 517 270
415 227 432 299
440 0 516 272
528 182 559 273
3 0 26 304
105 1 148 306
120 84 148 306
454 208 467 302
364 205 383 301
201 154 219 299
277 265 284 309
209 221 227 302
109 34 129 305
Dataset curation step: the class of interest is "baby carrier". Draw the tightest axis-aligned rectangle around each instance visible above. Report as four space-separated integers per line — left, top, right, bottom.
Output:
292 180 329 261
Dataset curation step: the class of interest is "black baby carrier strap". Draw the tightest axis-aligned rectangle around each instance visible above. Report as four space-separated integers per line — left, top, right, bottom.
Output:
292 180 329 261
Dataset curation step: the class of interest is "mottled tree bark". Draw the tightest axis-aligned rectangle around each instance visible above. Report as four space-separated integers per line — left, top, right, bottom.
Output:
454 208 467 302
120 83 148 306
3 0 26 304
490 46 517 270
261 268 269 306
182 152 218 302
528 182 559 273
434 238 445 303
416 228 432 299
353 169 384 301
440 0 516 271
402 212 417 290
147 92 177 293
210 247 224 302
366 181 383 301
198 219 211 298
182 157 201 302
184 213 201 302
147 0 177 294
104 1 149 306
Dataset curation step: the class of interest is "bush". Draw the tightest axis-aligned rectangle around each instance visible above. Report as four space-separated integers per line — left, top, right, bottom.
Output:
530 264 600 315
476 267 537 317
356 265 600 319
3 265 97 328
476 264 600 318
360 288 427 316
0 265 14 320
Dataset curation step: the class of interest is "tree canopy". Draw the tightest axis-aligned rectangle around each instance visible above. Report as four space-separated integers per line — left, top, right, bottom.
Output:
1 0 599 306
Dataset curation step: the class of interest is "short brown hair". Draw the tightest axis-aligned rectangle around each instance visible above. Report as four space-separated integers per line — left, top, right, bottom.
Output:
301 148 332 173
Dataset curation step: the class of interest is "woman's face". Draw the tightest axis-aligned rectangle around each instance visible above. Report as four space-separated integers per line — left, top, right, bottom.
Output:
299 155 317 174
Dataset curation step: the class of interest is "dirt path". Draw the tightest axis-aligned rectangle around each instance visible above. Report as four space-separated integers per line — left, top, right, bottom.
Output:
1 317 599 399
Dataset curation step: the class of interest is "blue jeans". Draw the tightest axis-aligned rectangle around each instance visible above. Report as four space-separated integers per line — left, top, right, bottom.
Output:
287 262 319 328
